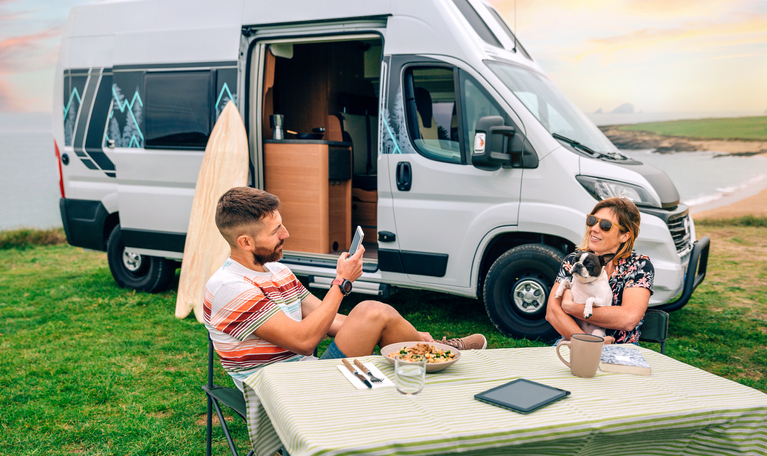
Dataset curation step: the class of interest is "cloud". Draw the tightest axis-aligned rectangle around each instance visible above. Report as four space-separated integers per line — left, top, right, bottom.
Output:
572 16 767 63
0 28 61 74
0 77 24 111
623 0 754 18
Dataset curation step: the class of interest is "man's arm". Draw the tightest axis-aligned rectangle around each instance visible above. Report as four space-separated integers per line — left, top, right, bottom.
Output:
301 293 346 337
254 247 364 355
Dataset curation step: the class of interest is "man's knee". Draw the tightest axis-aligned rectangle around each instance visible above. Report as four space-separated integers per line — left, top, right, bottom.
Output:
353 300 398 323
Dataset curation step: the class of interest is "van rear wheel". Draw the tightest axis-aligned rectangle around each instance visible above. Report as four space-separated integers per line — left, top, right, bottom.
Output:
483 244 563 340
107 224 175 293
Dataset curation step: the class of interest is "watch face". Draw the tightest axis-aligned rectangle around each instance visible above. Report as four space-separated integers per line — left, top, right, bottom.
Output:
342 280 352 294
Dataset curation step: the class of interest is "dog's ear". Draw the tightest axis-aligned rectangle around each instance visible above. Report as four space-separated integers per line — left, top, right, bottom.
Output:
599 253 616 266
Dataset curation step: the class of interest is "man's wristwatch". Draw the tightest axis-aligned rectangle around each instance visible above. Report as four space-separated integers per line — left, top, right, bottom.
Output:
332 277 353 297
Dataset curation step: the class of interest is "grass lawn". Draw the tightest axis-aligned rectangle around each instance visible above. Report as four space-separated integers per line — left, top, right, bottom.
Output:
1 220 766 455
617 116 767 141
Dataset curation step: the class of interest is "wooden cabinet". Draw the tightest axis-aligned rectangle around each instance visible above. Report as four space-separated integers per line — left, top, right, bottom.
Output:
264 140 351 254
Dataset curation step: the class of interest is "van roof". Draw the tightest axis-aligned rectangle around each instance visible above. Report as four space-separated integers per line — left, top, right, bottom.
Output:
63 0 538 71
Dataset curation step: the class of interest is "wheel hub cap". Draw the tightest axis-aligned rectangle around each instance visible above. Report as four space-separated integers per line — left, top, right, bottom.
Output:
513 280 545 314
122 249 143 272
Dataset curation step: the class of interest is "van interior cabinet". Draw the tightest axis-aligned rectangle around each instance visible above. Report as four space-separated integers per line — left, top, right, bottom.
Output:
264 140 351 254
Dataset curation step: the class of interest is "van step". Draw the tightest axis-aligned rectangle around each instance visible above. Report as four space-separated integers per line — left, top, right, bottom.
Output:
308 275 392 298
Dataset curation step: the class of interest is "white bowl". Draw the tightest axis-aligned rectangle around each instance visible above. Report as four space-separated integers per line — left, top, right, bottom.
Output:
380 341 461 373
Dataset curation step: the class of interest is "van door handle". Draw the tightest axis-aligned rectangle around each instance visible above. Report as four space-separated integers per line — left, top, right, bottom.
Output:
396 161 412 191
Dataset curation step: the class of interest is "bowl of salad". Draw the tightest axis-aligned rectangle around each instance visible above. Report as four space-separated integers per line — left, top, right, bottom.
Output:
380 341 461 372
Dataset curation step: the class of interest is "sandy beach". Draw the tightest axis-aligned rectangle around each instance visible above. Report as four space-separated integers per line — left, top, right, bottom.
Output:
600 126 767 156
600 127 767 219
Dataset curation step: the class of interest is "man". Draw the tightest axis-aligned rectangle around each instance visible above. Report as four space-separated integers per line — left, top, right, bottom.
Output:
204 186 486 390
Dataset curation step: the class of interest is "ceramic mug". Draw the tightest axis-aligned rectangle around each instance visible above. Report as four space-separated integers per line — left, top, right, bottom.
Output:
556 333 605 378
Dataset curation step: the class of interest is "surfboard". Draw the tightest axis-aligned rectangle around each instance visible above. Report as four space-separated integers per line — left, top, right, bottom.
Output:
175 102 249 322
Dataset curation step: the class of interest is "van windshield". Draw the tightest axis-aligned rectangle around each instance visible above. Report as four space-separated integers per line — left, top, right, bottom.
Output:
486 60 617 153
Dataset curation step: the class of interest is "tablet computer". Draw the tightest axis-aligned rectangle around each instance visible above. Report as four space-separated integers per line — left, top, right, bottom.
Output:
474 378 570 413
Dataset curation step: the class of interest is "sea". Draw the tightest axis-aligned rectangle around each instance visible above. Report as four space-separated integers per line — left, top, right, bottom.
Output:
0 111 765 231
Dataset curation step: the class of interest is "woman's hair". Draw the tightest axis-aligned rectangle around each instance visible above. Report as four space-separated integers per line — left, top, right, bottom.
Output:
578 197 641 263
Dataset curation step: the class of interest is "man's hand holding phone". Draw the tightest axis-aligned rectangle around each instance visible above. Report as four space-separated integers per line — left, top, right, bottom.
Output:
336 226 365 282
336 245 364 282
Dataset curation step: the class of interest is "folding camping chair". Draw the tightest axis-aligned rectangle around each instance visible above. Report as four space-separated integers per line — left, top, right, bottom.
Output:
201 333 254 456
640 309 670 354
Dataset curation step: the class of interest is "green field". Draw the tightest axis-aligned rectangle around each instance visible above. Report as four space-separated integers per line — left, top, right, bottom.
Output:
1 221 766 454
618 116 767 141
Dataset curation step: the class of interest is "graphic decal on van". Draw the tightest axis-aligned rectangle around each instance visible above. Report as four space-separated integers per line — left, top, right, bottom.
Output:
63 73 88 146
109 84 144 148
383 88 412 155
215 68 238 120
215 82 237 120
63 88 81 145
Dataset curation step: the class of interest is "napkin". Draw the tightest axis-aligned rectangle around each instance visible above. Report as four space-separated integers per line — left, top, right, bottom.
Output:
337 363 394 389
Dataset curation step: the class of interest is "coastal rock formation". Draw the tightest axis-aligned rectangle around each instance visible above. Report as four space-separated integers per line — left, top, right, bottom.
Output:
599 126 767 155
610 103 634 114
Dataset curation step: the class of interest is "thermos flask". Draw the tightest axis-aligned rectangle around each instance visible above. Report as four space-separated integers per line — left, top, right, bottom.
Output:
270 114 284 140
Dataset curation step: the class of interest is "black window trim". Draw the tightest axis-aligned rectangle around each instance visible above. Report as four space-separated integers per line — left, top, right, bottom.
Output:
143 69 216 151
402 63 466 165
451 0 503 49
457 68 510 158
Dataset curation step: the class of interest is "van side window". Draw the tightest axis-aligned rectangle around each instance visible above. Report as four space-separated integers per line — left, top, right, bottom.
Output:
459 72 505 156
404 67 462 164
144 71 213 149
451 0 502 48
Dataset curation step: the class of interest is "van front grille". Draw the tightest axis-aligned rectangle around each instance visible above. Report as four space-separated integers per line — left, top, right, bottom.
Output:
667 211 692 255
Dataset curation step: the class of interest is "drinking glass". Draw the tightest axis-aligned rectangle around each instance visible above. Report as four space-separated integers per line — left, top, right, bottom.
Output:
395 356 426 395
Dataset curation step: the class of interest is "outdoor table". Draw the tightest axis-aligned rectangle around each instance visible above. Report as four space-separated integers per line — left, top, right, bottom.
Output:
244 346 767 456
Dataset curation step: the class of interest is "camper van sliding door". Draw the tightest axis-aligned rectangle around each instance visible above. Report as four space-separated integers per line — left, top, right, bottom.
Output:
378 55 522 287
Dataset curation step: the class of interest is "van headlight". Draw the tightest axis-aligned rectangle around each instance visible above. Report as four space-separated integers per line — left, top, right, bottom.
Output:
576 175 661 208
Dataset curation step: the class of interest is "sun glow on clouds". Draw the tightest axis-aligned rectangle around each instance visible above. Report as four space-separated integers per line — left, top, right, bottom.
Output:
0 0 765 113
489 0 767 113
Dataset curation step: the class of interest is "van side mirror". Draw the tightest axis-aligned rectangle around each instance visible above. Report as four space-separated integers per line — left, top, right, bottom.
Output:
472 116 524 171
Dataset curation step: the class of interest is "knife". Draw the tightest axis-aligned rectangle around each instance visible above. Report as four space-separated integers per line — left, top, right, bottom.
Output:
342 358 372 388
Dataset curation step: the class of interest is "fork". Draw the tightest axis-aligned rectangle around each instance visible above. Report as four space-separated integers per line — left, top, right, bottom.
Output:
354 359 383 383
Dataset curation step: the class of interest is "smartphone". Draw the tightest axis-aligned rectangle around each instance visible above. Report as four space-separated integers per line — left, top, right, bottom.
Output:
347 226 364 259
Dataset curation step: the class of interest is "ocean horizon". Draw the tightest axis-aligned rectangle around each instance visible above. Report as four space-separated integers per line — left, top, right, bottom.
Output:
1 111 765 231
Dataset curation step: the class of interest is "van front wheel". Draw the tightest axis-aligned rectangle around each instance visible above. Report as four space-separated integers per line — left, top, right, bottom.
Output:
107 224 175 293
483 244 563 340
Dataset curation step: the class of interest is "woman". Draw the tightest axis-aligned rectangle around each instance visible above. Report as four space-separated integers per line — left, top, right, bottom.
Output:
546 197 654 344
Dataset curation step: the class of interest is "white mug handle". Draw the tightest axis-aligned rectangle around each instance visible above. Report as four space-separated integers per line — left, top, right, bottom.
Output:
556 339 571 368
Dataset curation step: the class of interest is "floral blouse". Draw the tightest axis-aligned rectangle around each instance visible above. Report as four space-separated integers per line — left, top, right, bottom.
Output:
556 251 655 343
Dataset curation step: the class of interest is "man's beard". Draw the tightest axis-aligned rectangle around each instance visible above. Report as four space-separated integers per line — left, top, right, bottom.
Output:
251 241 283 266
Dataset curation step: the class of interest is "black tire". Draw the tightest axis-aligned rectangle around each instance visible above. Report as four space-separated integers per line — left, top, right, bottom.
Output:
483 244 564 340
106 224 175 293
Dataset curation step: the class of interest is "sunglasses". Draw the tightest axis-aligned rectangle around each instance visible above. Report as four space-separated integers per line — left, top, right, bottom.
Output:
586 214 624 232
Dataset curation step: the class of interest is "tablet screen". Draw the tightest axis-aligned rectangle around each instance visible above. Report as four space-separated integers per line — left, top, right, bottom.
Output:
474 379 570 413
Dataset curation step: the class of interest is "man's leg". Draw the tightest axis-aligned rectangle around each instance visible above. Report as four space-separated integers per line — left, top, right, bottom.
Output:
331 301 422 357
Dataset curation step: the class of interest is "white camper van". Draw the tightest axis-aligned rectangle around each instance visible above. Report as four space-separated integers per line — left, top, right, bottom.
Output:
53 0 709 339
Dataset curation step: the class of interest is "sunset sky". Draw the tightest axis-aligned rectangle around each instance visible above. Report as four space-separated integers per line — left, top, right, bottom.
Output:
1 0 765 114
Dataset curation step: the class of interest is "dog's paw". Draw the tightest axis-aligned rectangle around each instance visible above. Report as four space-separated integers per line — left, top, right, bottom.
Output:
586 297 602 308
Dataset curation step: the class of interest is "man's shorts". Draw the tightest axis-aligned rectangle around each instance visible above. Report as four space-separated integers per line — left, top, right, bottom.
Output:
318 339 347 360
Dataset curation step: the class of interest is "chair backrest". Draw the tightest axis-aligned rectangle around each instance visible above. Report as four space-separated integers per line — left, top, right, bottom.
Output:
640 309 669 354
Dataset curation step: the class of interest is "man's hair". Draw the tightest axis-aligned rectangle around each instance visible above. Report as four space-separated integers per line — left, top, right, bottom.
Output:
215 187 281 245
578 196 641 263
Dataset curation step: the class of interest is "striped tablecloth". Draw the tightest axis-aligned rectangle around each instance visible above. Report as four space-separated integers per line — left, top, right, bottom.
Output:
243 347 767 456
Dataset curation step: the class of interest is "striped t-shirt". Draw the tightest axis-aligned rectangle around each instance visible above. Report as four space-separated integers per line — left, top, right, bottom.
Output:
204 258 311 384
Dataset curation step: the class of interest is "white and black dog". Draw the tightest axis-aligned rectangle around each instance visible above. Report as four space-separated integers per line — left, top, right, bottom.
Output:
555 251 615 337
